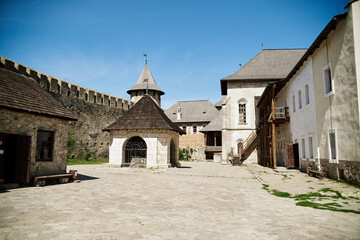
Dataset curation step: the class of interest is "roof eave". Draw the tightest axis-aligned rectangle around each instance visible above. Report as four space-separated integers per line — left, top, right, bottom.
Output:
275 13 347 97
0 106 77 121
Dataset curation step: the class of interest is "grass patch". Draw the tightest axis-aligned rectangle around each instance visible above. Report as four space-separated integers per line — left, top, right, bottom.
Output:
272 190 291 198
281 174 292 180
261 184 360 214
67 158 109 165
296 201 360 214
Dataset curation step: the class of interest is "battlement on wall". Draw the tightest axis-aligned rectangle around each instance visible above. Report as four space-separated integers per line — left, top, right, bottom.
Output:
0 56 134 110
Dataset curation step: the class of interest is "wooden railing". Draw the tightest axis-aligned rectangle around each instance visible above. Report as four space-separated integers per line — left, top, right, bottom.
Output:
241 130 257 155
274 107 289 120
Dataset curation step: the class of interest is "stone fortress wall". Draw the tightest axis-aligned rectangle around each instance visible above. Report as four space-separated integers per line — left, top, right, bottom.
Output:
0 56 133 159
0 56 132 110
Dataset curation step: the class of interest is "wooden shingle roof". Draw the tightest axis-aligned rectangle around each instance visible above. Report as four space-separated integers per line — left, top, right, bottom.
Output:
103 95 184 134
0 67 76 121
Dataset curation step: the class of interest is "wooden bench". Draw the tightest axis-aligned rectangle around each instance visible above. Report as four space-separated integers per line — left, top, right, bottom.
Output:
308 169 327 179
34 174 74 186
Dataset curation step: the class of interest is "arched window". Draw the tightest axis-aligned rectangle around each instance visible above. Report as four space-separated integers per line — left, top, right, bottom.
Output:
238 99 247 124
124 136 147 167
237 141 244 155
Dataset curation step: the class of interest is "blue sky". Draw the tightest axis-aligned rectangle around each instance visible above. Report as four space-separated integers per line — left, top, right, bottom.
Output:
0 0 348 109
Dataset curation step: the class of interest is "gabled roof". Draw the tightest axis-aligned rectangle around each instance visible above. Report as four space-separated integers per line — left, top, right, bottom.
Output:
200 109 222 132
220 49 306 95
164 100 219 123
127 64 164 95
103 95 183 133
0 67 76 121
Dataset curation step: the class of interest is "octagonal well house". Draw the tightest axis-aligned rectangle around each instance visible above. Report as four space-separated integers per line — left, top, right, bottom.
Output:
103 95 184 168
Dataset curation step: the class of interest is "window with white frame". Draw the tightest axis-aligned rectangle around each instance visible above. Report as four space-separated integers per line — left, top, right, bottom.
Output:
308 136 313 159
323 63 333 96
328 130 337 161
298 90 302 110
292 95 296 113
305 84 310 105
301 138 306 158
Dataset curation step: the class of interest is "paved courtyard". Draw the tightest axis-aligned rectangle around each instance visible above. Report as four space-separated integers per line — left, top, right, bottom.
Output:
0 161 359 240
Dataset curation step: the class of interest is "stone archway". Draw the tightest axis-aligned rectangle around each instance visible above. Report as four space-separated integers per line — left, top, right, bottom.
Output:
170 139 176 167
124 136 147 167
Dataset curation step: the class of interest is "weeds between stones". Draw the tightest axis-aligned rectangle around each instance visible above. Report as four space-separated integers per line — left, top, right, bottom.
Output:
261 184 360 214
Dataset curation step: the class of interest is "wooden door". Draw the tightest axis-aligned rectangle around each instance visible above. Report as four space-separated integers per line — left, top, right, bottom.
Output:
15 135 31 184
287 144 295 168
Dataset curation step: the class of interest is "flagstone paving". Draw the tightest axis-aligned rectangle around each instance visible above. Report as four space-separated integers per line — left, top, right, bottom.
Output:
0 161 359 240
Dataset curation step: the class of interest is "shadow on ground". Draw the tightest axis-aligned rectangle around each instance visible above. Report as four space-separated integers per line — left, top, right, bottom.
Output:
177 166 192 169
76 174 99 181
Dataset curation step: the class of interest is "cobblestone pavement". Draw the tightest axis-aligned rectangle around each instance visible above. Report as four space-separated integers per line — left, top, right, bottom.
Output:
0 162 359 240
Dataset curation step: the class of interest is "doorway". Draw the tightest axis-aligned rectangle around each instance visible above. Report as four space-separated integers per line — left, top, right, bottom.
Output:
0 133 31 184
293 143 300 168
170 139 176 167
124 136 147 167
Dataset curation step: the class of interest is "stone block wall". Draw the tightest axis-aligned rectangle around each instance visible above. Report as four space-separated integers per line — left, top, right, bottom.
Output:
0 108 69 178
301 158 360 185
51 93 124 158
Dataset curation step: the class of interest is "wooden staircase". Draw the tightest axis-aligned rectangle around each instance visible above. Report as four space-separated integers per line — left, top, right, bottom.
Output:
240 130 259 163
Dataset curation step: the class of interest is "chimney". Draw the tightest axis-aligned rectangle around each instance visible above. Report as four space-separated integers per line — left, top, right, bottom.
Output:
177 107 181 120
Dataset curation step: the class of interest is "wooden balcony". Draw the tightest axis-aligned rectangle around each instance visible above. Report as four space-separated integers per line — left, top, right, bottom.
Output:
273 107 289 123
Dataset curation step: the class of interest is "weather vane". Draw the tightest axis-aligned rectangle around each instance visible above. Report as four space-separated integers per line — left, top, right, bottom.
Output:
143 54 147 64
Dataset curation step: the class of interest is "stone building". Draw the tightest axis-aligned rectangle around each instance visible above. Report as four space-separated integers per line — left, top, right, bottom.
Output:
257 2 360 185
0 67 76 185
127 63 164 106
200 109 223 161
165 100 219 161
104 95 184 168
220 49 305 164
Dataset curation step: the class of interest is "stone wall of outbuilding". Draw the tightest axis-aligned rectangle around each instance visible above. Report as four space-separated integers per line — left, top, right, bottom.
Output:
109 129 179 168
0 108 69 178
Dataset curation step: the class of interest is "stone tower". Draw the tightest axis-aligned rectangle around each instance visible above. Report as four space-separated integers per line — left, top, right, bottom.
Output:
127 63 164 106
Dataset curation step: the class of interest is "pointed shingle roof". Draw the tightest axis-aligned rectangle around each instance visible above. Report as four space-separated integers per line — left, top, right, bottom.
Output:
103 95 183 133
0 67 76 121
127 64 164 95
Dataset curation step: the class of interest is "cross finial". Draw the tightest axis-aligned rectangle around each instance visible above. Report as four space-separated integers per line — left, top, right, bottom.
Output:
143 54 147 64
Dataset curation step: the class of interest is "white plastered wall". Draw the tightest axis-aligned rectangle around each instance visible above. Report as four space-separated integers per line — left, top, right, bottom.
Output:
275 58 318 168
109 129 179 168
222 81 267 162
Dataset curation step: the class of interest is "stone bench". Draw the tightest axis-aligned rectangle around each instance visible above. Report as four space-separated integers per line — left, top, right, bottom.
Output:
34 174 74 186
308 169 327 179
